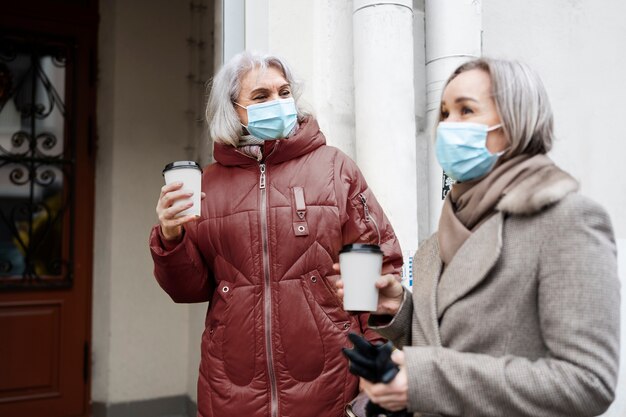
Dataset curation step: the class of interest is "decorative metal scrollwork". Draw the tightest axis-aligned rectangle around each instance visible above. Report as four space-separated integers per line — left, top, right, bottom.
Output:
0 35 74 290
0 131 63 159
8 165 29 185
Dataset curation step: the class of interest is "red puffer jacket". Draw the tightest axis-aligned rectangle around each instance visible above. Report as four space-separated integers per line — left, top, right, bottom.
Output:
150 118 403 417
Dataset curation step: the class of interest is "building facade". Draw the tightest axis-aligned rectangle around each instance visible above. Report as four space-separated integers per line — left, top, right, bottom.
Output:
92 0 626 417
0 0 624 416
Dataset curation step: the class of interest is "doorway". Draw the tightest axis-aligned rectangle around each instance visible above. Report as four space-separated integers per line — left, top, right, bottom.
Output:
0 2 97 416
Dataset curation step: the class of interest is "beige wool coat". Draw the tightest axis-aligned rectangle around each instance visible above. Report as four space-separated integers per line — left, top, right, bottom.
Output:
374 169 621 417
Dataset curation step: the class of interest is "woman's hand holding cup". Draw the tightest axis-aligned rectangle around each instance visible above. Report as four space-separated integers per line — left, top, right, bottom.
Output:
333 263 404 316
156 182 205 241
158 160 204 241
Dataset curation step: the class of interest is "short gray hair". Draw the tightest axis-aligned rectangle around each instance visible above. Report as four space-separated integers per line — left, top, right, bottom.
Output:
443 58 554 157
205 51 308 146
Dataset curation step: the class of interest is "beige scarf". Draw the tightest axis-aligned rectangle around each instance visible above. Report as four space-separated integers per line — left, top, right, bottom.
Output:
438 153 555 265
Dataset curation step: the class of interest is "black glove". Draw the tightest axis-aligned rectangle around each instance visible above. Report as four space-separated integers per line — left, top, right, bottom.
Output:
342 333 410 417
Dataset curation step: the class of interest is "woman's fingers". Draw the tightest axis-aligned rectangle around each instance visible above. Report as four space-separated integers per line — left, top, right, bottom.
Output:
332 264 344 299
159 189 194 211
160 207 194 227
157 182 200 241
372 274 404 315
391 349 405 366
157 183 196 220
161 200 193 220
362 367 409 411
375 274 402 291
160 181 184 198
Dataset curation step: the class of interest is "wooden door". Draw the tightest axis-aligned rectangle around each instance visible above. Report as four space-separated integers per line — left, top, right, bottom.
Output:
0 2 97 416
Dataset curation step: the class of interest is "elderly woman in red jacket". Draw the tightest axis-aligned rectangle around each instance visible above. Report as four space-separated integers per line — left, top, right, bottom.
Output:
150 51 403 417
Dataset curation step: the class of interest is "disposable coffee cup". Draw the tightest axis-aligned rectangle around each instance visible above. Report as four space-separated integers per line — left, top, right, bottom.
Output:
339 243 383 312
162 161 202 217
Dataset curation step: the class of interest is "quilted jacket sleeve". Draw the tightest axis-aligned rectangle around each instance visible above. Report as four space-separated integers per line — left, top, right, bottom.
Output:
149 221 214 303
333 150 404 343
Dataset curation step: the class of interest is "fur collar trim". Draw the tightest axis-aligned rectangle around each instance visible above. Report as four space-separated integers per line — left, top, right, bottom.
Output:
496 166 579 215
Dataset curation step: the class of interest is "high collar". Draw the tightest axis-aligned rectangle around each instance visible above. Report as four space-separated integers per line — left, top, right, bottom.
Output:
496 160 579 215
213 117 326 167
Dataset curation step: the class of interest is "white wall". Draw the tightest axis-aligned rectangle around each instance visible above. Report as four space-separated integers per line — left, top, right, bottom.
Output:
260 0 357 158
482 0 626 239
94 0 192 404
482 1 626 415
248 0 422 262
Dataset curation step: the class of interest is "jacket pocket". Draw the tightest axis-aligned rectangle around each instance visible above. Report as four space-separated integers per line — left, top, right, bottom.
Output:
205 280 233 353
207 279 233 325
277 278 325 382
302 269 352 331
211 279 257 387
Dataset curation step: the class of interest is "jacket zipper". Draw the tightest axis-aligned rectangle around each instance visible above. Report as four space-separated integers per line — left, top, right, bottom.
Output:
358 193 381 245
259 163 278 417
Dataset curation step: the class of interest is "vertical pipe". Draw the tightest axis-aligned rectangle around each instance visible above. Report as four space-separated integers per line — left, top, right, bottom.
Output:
424 0 482 233
353 0 418 257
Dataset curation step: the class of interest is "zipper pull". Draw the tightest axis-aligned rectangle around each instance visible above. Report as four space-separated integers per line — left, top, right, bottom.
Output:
359 193 370 222
259 163 266 189
358 192 381 245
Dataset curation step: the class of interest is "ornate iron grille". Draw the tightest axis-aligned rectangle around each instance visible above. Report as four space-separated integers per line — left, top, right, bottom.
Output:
0 35 74 290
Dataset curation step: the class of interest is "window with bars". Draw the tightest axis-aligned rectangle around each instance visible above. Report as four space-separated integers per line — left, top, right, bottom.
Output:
0 36 74 289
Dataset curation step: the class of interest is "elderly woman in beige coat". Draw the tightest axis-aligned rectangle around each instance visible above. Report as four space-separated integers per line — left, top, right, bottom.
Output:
337 58 621 417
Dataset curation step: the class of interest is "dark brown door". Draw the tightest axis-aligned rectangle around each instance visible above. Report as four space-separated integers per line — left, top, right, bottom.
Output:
0 2 97 416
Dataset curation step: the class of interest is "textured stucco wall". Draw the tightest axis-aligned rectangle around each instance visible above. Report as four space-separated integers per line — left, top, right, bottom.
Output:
94 0 193 404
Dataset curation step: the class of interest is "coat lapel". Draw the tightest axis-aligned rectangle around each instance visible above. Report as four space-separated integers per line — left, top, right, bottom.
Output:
436 213 504 319
412 236 443 346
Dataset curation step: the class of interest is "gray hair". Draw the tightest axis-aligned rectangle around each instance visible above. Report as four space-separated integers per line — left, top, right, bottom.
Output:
442 58 554 157
205 51 308 146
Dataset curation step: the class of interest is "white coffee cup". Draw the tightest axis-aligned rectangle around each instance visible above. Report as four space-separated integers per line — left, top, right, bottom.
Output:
162 161 202 217
339 244 383 312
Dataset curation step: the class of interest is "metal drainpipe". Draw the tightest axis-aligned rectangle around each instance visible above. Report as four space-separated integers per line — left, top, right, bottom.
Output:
353 0 418 255
424 0 482 233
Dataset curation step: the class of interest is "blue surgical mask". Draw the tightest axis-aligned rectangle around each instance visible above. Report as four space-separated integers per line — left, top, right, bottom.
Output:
236 98 298 140
435 122 504 182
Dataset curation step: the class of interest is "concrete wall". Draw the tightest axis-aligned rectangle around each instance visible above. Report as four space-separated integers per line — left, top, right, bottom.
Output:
247 0 422 262
263 0 357 158
482 0 626 239
94 0 193 405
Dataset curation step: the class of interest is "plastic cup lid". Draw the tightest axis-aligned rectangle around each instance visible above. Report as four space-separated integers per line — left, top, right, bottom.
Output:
339 243 383 254
162 161 202 175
